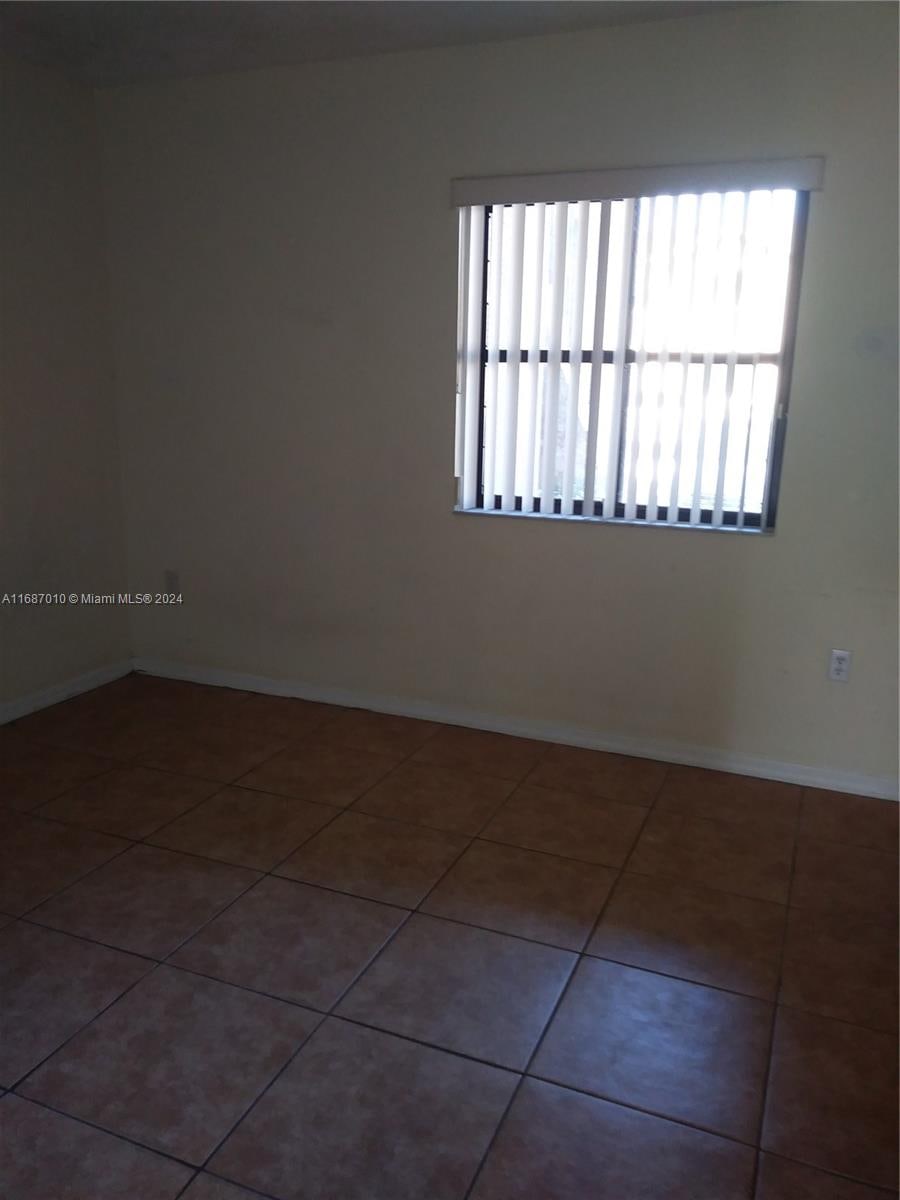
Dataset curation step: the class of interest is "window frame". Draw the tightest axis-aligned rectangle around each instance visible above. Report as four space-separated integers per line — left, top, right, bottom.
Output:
461 188 810 534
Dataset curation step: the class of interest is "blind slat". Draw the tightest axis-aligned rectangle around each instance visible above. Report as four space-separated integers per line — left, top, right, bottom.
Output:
560 201 591 515
711 193 752 527
539 202 569 510
520 204 546 506
499 204 527 511
482 204 505 505
582 201 612 513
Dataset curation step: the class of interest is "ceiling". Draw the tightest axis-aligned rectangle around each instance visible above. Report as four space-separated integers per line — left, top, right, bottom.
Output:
0 1 760 88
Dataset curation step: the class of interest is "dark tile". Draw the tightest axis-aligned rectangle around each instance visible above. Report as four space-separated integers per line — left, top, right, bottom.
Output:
149 785 337 870
276 811 467 907
0 745 113 811
20 966 319 1164
31 844 258 957
481 783 646 867
218 693 341 742
755 1154 893 1199
655 766 801 834
137 721 287 783
533 957 771 1140
530 745 666 807
183 1176 260 1200
0 724 38 766
411 726 546 781
124 677 251 722
800 788 898 854
210 1018 517 1200
0 923 150 1086
337 913 574 1069
762 1008 898 1188
780 905 898 1032
0 811 126 916
322 709 439 757
238 739 399 805
0 1094 192 1199
587 873 785 998
792 839 898 918
39 767 220 839
422 839 616 950
628 810 794 903
355 761 514 835
52 711 177 762
171 876 405 1008
470 1078 755 1200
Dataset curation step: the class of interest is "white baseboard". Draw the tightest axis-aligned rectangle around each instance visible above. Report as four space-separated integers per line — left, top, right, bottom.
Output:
0 660 134 725
131 656 899 801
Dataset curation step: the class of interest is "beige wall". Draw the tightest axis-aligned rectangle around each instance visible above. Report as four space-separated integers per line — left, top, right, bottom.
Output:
1 59 129 707
93 2 897 789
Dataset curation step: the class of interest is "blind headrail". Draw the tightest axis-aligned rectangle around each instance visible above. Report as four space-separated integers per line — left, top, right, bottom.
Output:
450 157 825 208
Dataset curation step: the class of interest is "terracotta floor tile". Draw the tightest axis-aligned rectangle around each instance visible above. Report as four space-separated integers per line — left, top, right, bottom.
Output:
422 839 616 950
0 745 113 811
532 957 771 1140
337 913 574 1068
171 876 405 1008
210 1018 517 1200
218 692 341 742
481 783 647 867
780 905 898 1032
529 745 667 807
39 767 220 839
183 1175 260 1200
238 739 400 805
12 696 101 747
629 810 794 903
354 761 514 835
276 811 467 907
0 725 39 766
587 873 785 998
0 923 150 1086
322 708 439 757
52 712 178 762
149 785 338 870
655 766 801 834
31 844 258 957
470 1078 755 1200
755 1154 893 1199
0 1094 192 1199
19 966 319 1164
762 1008 898 1189
411 726 546 781
137 722 288 783
791 839 898 918
800 788 899 854
0 812 126 916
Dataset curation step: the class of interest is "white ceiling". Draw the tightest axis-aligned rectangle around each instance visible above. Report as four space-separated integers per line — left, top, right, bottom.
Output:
0 1 760 88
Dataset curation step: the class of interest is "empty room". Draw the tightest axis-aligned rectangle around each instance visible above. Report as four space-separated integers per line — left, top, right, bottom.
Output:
1 1 898 1197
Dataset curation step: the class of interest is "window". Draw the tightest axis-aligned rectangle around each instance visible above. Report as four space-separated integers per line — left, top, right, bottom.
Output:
454 159 822 531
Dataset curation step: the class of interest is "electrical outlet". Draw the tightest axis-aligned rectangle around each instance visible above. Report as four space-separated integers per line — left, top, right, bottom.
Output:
163 568 180 593
828 648 851 682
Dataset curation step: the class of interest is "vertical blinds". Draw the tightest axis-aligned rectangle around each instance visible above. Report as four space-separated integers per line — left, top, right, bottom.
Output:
455 159 819 530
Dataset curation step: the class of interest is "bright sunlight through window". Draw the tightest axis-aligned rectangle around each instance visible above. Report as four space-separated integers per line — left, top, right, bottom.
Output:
454 160 820 531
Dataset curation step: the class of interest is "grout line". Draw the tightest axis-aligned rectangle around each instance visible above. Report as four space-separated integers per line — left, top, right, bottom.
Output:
462 762 669 1197
8 681 898 1195
747 795 802 1195
171 730 479 1181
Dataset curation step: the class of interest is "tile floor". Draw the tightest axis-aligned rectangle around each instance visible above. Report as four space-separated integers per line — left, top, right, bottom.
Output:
0 673 897 1200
